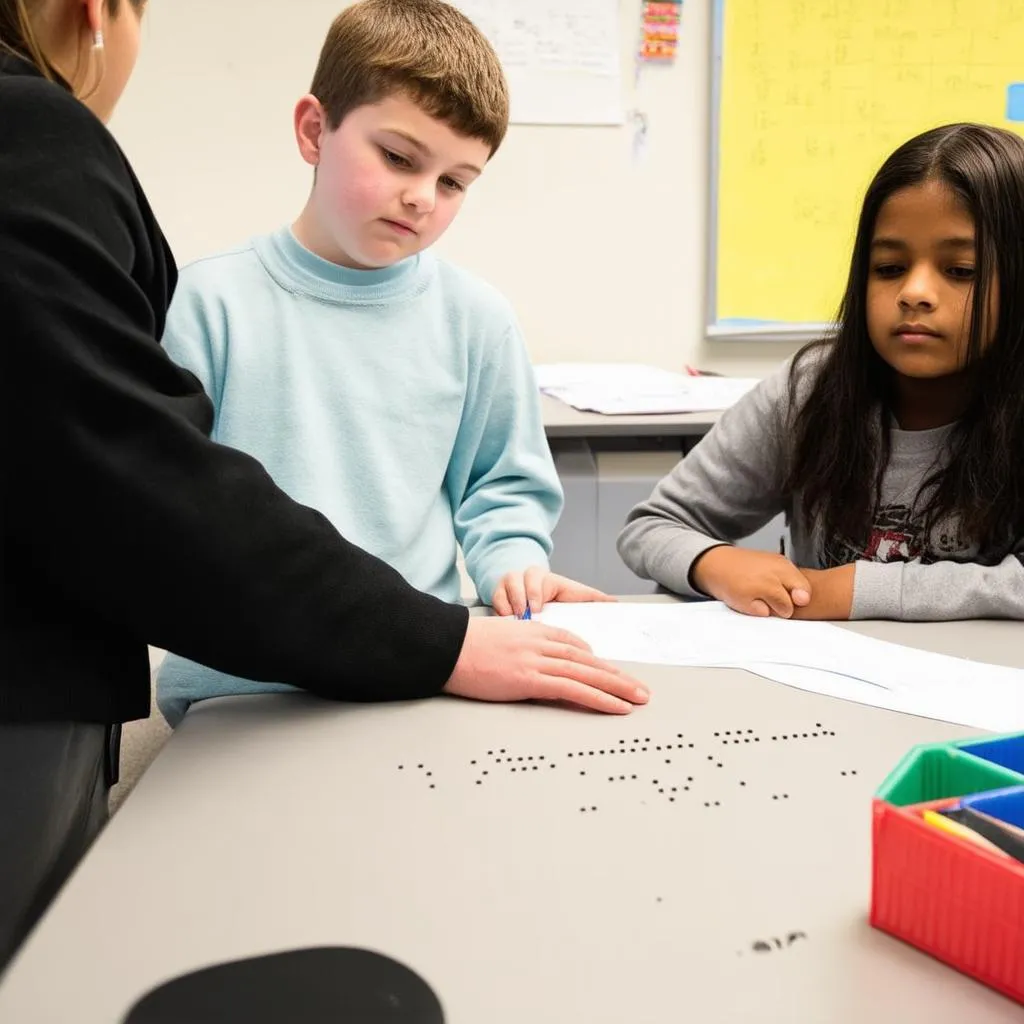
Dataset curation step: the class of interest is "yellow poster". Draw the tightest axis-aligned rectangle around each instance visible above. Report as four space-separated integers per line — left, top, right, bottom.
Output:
715 0 1024 327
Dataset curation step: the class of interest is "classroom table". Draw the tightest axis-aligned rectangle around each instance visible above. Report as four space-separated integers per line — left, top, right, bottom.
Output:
541 396 785 591
1 605 1021 1023
540 393 720 440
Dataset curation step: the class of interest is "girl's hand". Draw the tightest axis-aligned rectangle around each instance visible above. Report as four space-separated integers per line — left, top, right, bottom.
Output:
691 545 812 618
491 566 615 618
791 565 855 620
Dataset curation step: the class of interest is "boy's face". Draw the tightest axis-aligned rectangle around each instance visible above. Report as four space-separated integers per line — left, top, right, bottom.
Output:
299 93 491 269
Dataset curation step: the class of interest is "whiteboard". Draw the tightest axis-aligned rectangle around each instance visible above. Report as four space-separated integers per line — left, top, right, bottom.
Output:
707 0 1024 341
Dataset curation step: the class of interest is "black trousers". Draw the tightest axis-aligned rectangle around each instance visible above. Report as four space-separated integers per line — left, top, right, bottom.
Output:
0 720 119 974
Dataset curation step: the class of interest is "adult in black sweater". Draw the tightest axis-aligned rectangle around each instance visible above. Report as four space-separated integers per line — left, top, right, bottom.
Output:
0 0 647 972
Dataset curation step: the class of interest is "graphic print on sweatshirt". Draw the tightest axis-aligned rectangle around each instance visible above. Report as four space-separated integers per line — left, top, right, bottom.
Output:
822 502 969 568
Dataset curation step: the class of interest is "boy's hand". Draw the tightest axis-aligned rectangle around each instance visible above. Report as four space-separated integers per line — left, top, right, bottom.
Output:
491 566 614 618
790 565 855 620
691 545 812 619
444 616 649 715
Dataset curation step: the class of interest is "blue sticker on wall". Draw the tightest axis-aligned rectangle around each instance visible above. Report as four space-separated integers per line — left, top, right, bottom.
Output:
1007 84 1024 122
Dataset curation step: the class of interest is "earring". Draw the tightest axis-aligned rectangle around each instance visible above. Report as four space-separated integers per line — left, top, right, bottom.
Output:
92 30 104 51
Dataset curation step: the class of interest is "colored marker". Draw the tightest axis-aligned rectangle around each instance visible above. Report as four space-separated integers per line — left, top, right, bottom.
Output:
922 810 1006 856
519 603 531 621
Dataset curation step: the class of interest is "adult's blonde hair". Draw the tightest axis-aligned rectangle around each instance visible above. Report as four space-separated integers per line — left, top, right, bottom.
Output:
0 0 142 88
310 0 509 155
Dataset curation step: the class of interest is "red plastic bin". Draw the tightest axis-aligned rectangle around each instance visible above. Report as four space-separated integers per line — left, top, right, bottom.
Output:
870 733 1024 1004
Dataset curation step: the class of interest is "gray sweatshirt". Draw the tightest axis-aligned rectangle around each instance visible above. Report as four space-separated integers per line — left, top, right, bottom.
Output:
617 357 1024 620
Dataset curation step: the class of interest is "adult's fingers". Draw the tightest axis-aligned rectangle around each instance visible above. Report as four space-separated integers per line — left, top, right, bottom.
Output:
530 674 637 715
540 647 649 704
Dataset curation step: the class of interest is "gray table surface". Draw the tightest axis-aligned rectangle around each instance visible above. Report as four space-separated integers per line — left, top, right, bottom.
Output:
541 393 719 438
2 608 1022 1022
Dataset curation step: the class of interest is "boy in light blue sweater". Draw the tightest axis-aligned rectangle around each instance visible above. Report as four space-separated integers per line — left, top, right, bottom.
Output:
156 0 609 725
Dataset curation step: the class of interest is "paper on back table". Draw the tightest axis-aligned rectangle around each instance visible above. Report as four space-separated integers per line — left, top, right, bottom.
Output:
538 602 1024 731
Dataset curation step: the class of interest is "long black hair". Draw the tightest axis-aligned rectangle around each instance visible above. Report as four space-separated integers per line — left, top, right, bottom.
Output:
786 123 1024 555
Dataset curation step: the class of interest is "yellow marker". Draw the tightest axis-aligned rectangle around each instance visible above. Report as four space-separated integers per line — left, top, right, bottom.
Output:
922 810 1006 856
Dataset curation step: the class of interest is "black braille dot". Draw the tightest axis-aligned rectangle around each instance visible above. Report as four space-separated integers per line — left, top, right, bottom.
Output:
631 774 637 780
669 797 676 802
483 771 489 776
852 770 858 776
688 743 694 748
426 772 432 777
740 781 746 786
417 764 424 769
475 781 482 786
580 771 586 776
500 749 507 754
398 765 404 770
429 784 435 789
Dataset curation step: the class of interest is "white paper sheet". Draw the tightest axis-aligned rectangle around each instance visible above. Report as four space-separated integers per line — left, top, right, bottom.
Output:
533 363 759 415
538 602 1024 731
453 0 623 125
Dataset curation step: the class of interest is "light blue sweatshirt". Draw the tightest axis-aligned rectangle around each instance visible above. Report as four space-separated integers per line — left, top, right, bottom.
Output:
156 227 562 724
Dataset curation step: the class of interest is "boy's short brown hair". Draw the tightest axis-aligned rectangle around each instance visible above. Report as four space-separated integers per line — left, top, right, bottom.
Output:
310 0 509 156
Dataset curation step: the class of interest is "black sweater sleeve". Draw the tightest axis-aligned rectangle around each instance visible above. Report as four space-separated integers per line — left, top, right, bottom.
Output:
0 73 468 705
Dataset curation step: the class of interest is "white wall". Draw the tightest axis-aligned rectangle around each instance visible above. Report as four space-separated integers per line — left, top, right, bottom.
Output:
110 0 797 377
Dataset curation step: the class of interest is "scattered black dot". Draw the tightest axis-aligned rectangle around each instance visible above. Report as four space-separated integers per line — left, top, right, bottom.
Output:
829 731 836 737
645 737 651 742
500 749 507 754
841 771 846 776
688 743 695 749
549 764 556 769
475 781 482 786
528 756 534 762
470 760 477 766
631 774 637 780
677 734 684 739
783 794 789 799
398 765 404 770
747 730 754 734
511 767 517 773
591 806 597 811
429 784 435 789
687 777 694 782
671 787 677 793
725 731 731 736
589 751 595 756
802 733 808 738
815 723 822 728
852 770 858 776
773 795 779 800
669 797 676 802
657 896 663 902
483 771 489 776
568 753 574 758
704 801 711 807
417 764 424 769
642 747 648 752
714 801 721 807
487 751 493 756
619 775 626 781
619 740 626 745
539 755 546 761
580 771 586 776
659 788 665 794
733 740 740 745
708 756 714 761
653 779 659 784
740 781 747 787
517 757 524 762
812 732 819 738
656 746 662 751
714 732 720 737
684 786 690 791
608 776 615 782
716 763 723 768
532 766 538 771
755 738 760 742
744 739 751 744
579 807 586 813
